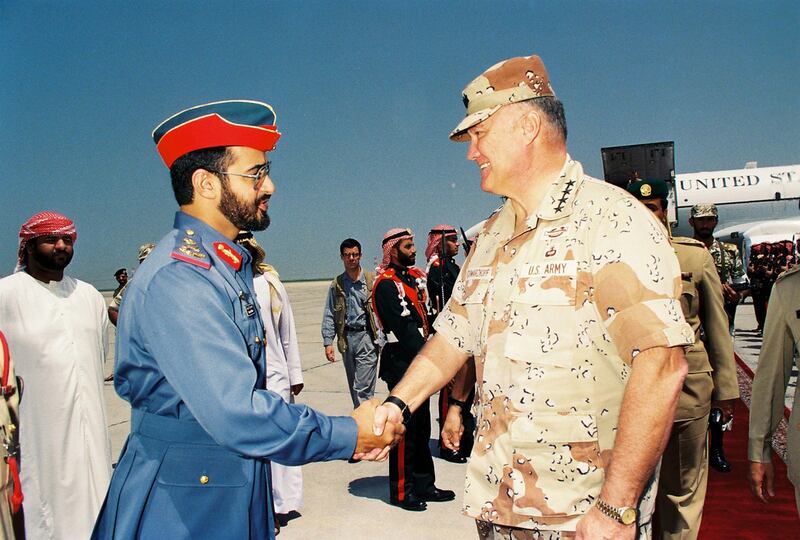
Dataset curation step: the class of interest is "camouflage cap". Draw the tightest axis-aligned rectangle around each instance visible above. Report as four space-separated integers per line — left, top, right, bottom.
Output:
691 203 718 218
627 179 669 200
138 243 156 262
450 54 555 142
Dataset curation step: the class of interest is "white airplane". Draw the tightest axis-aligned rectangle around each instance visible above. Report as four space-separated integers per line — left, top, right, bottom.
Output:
671 163 800 240
461 163 800 256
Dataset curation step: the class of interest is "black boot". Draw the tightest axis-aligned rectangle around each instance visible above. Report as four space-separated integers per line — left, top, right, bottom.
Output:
709 408 731 473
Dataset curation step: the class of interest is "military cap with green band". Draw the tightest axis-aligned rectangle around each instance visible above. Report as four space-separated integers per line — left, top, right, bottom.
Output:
627 179 669 200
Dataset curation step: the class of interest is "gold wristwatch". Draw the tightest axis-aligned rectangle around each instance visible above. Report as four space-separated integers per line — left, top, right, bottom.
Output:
595 498 638 525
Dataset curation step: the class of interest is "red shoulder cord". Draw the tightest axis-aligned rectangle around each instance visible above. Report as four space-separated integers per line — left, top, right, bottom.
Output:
373 269 430 338
0 333 11 394
0 332 23 513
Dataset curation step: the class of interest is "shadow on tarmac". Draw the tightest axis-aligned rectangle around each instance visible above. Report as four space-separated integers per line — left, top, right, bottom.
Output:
348 475 390 502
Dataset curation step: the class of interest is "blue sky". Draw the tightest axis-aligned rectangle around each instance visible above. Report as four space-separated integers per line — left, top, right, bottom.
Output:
1 0 798 288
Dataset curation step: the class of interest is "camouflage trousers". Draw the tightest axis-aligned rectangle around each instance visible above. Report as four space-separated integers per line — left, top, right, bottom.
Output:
475 521 576 540
476 519 652 539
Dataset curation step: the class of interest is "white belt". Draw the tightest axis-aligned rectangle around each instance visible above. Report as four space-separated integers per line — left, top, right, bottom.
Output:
385 328 424 343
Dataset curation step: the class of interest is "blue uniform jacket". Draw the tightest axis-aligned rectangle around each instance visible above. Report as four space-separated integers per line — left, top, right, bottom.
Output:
92 212 357 539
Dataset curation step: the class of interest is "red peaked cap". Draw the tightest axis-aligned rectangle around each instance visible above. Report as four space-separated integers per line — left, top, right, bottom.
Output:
152 100 281 168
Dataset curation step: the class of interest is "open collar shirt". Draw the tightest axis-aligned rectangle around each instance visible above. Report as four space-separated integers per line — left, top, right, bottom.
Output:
433 157 693 532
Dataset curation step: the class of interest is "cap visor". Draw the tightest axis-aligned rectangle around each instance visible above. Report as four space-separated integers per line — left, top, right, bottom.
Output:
449 105 501 142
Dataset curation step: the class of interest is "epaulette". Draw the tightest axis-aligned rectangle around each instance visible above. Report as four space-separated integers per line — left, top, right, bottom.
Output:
776 264 800 283
672 236 705 248
170 229 211 269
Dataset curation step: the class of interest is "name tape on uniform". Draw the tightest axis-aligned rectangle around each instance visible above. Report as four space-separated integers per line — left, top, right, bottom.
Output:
521 260 577 278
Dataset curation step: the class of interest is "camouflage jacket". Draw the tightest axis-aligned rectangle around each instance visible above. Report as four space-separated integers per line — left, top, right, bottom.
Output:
434 158 693 533
708 239 746 286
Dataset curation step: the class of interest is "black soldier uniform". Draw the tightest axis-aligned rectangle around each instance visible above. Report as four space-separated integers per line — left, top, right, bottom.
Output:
372 257 454 511
372 262 435 510
427 251 475 463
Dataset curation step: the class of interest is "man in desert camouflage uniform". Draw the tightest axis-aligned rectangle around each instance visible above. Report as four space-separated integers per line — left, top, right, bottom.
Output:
689 203 748 334
373 54 693 539
628 180 739 539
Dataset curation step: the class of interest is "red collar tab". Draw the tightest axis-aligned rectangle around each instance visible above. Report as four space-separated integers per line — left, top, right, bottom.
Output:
214 242 243 271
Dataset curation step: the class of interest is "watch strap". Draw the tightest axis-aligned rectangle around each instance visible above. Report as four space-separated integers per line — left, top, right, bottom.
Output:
595 498 637 525
447 396 468 409
383 396 412 425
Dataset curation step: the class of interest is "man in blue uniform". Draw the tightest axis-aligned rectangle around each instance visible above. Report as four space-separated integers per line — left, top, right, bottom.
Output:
92 100 403 539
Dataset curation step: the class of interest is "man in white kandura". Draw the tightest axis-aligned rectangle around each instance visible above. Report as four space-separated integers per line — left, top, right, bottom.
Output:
237 232 304 530
0 211 111 539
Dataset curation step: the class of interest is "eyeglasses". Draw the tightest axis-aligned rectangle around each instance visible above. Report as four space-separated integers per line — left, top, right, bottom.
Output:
210 161 271 191
342 253 361 259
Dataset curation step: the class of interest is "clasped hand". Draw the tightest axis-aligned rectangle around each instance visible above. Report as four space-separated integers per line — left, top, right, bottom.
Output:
351 399 405 461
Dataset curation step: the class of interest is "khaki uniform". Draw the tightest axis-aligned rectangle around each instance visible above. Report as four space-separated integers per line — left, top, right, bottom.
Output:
655 237 739 539
434 158 693 537
748 265 800 514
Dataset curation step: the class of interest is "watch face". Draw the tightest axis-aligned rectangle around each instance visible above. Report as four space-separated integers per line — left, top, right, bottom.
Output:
621 507 637 525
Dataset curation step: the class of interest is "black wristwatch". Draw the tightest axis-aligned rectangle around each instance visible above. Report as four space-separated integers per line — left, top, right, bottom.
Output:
447 396 468 409
383 396 412 425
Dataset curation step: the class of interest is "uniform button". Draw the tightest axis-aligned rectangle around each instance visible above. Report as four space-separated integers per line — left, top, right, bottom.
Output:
186 229 195 236
254 336 262 344
200 475 209 485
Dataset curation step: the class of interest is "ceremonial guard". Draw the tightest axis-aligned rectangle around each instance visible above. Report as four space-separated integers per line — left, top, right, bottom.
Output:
371 228 454 511
425 225 474 463
748 264 800 514
0 331 21 539
628 180 739 539
92 100 401 539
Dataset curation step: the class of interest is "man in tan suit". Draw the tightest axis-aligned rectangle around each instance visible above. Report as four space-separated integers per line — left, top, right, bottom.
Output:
748 264 800 515
629 179 740 539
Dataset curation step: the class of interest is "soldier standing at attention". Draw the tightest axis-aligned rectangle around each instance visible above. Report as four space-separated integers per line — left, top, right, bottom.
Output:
112 268 127 299
689 202 746 472
373 54 693 539
371 228 455 511
628 180 739 539
321 238 380 407
91 100 403 539
426 225 474 464
689 203 748 334
108 243 155 327
748 263 800 515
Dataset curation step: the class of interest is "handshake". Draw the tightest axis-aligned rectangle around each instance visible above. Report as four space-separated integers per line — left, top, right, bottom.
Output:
350 398 406 461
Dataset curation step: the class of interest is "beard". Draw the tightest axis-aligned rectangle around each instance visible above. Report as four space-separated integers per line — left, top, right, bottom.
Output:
398 250 416 267
31 247 72 270
219 181 270 232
